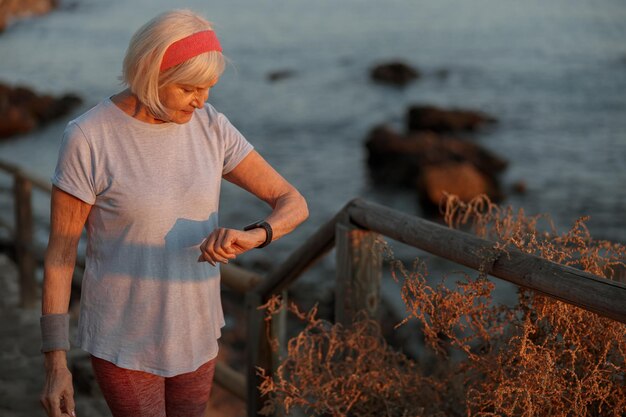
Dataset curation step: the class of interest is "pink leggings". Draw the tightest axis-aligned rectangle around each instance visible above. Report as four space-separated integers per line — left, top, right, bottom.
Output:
90 355 216 417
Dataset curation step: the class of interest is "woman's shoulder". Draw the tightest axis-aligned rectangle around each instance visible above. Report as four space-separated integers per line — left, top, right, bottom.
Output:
201 102 220 121
200 102 238 130
68 98 116 131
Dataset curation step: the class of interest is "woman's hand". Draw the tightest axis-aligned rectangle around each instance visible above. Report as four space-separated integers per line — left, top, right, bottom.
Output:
198 227 266 266
41 352 76 417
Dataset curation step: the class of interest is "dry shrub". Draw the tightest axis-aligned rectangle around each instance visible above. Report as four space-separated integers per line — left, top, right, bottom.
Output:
258 194 626 417
258 301 446 417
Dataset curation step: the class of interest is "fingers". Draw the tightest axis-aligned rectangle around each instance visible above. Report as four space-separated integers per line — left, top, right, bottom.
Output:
41 385 75 417
41 367 76 417
62 393 76 417
198 228 239 266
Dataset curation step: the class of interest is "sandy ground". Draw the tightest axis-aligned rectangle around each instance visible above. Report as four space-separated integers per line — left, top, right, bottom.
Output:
0 254 246 417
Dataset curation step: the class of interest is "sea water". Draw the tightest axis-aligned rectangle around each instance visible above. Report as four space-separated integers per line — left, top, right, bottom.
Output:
0 0 624 301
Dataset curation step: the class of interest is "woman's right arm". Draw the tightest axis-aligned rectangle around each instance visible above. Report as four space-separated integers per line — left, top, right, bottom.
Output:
41 186 92 417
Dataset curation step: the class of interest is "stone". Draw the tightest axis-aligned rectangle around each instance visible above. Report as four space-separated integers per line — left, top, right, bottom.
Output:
0 83 82 140
370 61 420 87
364 125 506 213
407 104 497 133
0 0 57 32
365 125 507 183
418 162 494 207
267 69 296 82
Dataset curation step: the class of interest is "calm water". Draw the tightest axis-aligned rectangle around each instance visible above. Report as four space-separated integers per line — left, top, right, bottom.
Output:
1 0 625 284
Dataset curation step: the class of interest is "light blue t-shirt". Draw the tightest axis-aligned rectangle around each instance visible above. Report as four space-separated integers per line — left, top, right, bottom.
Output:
52 98 253 376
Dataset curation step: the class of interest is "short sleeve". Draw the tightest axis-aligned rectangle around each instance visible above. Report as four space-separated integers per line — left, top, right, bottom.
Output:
216 112 254 175
51 122 97 204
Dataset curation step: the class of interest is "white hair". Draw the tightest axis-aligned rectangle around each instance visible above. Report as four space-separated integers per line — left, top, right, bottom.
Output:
122 9 226 120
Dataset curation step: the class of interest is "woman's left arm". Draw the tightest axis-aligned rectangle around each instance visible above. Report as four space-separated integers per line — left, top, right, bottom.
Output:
198 150 308 265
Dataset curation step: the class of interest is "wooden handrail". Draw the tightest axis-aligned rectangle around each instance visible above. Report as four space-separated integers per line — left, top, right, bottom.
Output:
0 160 52 193
221 264 262 294
255 204 349 298
347 199 626 324
249 198 626 324
214 361 247 401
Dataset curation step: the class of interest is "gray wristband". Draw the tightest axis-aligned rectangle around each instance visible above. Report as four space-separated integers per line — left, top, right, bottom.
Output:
40 313 70 353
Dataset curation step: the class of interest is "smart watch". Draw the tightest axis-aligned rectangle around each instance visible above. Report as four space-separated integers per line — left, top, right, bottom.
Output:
243 220 273 248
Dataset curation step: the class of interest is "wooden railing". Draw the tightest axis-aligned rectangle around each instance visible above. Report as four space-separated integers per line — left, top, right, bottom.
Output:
242 199 626 416
0 160 51 309
2 160 625 417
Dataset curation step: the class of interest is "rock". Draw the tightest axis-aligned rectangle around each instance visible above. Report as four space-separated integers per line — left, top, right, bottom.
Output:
436 133 508 177
418 162 495 208
365 125 507 181
365 125 425 187
267 69 296 82
0 106 37 138
370 61 420 87
0 0 57 32
407 104 497 133
0 83 82 140
364 125 506 212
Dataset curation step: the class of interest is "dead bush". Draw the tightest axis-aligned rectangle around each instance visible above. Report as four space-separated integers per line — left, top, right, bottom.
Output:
258 195 626 417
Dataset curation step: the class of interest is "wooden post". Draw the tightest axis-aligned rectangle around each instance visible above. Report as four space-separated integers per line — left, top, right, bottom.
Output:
246 291 273 417
270 290 288 369
221 263 262 294
269 290 287 417
14 172 37 309
335 220 383 326
214 361 247 401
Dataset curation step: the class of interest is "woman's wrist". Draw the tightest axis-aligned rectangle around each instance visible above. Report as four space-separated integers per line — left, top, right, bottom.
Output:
44 351 68 371
246 227 267 247
40 313 70 353
243 220 273 248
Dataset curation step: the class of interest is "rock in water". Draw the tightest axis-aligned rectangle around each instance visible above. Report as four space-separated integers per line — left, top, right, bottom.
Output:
407 104 497 133
364 124 506 212
418 162 496 208
267 69 296 82
370 61 420 87
0 0 57 32
0 83 82 140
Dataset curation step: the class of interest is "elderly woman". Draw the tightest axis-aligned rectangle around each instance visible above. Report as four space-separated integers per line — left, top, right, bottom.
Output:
40 9 308 417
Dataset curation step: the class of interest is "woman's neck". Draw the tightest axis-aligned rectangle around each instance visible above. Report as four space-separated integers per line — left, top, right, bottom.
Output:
110 89 166 124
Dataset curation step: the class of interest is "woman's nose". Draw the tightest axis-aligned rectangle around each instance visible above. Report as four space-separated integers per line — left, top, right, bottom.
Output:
192 90 208 108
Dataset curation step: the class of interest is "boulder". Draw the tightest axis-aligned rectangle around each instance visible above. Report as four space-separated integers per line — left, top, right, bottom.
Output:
370 61 420 87
364 124 506 212
267 69 296 82
0 0 57 32
0 107 37 138
365 125 426 187
0 83 82 140
418 162 495 208
407 104 497 133
365 125 507 182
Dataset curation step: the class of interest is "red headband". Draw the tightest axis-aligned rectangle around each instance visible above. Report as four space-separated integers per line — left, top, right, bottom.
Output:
160 30 222 72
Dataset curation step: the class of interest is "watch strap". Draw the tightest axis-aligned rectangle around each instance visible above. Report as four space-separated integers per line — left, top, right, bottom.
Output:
243 220 273 248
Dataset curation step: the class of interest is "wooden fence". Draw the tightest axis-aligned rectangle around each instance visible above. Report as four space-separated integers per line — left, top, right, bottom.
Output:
2 160 625 417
